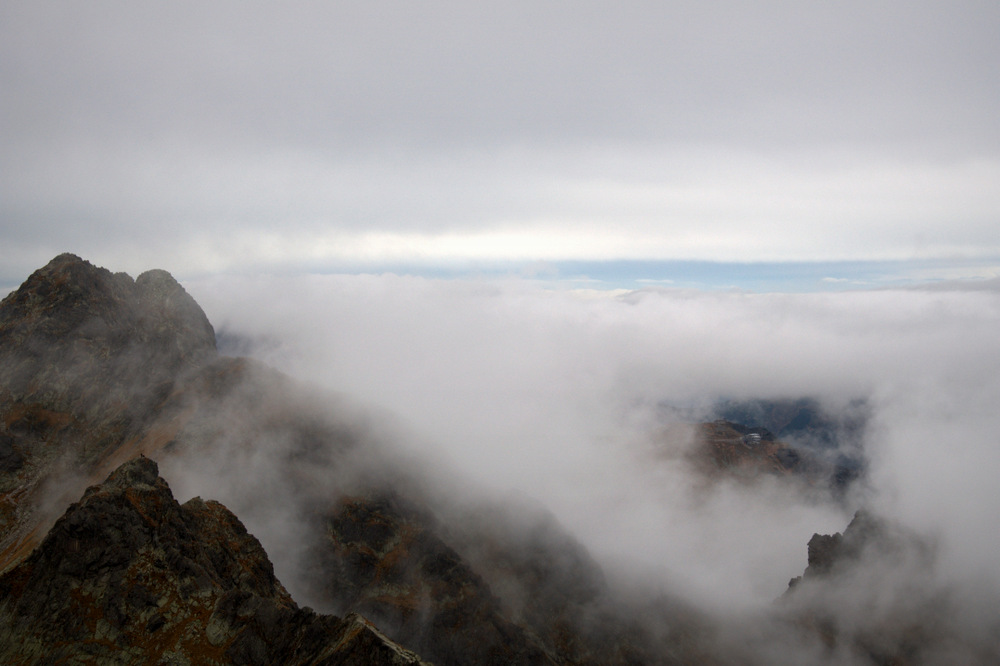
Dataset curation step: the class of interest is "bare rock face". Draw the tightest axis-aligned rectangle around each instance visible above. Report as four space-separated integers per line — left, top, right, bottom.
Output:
0 456 430 665
0 254 221 569
308 493 708 666
0 253 216 399
311 492 557 666
0 254 217 483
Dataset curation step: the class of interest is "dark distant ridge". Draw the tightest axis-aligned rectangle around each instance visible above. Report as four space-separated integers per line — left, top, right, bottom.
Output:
713 397 868 450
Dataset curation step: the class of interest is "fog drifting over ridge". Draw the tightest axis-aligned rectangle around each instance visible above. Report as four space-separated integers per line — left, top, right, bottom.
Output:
181 273 1000 612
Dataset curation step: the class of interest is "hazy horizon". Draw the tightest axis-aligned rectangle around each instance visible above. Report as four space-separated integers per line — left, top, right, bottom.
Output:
2 3 998 288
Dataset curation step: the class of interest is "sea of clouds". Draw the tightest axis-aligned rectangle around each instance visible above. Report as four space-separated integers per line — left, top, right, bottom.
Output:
181 273 1000 618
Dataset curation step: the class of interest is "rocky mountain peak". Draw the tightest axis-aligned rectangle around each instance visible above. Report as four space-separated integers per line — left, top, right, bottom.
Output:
0 253 218 454
0 253 132 343
97 454 161 492
134 267 217 362
0 255 220 575
0 253 215 367
0 455 431 664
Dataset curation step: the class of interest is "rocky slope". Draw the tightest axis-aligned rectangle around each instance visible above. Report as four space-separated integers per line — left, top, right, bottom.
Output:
0 254 716 664
0 456 428 665
709 398 867 490
689 420 792 479
306 493 711 666
0 253 221 569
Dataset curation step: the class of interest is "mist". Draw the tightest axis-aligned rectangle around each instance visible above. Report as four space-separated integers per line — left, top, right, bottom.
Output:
166 272 999 626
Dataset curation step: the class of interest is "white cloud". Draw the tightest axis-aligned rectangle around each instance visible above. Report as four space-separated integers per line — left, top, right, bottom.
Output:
185 272 1000 610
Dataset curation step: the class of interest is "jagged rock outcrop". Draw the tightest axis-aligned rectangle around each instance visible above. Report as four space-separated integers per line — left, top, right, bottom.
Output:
0 254 223 573
787 510 928 590
0 456 430 665
780 511 1000 665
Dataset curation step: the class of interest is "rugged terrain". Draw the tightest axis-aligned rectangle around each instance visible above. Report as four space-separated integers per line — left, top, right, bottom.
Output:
0 254 715 664
1 254 995 664
779 511 1000 665
659 397 866 494
0 456 427 664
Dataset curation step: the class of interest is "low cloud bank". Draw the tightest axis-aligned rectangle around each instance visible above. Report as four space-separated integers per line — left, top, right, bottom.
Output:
182 273 1000 631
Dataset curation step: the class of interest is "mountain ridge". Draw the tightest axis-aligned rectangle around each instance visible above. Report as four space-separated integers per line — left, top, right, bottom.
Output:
0 253 227 575
0 254 708 664
1 253 995 664
0 455 430 665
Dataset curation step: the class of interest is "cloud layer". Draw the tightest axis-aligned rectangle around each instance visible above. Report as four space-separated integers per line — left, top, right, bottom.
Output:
182 273 1000 613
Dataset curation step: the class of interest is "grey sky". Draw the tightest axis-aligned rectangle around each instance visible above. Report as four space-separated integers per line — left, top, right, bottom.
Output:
2 2 999 285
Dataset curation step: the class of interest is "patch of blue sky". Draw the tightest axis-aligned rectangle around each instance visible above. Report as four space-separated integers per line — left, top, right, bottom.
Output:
322 258 1000 293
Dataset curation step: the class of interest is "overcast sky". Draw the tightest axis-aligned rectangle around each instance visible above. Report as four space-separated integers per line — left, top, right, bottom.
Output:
2 2 999 290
